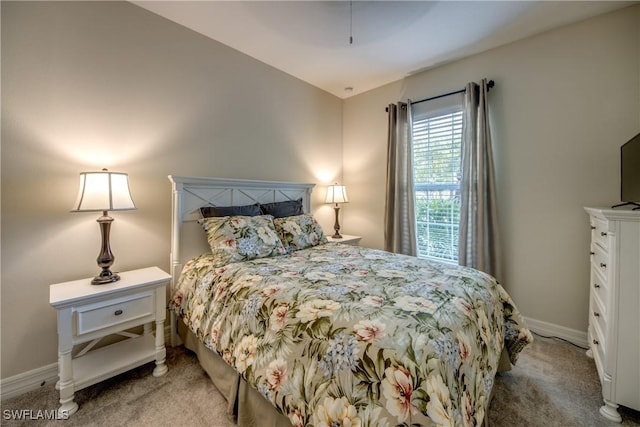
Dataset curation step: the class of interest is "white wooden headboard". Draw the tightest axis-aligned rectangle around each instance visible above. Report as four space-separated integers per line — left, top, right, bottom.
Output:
168 175 315 290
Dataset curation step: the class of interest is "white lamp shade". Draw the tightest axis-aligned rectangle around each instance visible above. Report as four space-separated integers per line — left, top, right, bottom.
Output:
71 170 136 212
325 185 349 204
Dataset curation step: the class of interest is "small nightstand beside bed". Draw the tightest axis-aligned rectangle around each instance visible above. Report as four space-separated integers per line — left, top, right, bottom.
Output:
326 234 362 245
50 267 171 417
168 176 532 427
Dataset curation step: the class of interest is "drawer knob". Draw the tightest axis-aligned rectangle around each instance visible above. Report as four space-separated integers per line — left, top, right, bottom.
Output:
593 339 599 345
591 226 596 230
589 251 595 256
593 311 600 317
594 283 600 289
600 232 607 237
114 309 123 316
600 263 607 269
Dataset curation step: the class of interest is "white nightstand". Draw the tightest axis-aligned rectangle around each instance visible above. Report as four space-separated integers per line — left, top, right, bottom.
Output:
49 267 171 417
326 234 362 246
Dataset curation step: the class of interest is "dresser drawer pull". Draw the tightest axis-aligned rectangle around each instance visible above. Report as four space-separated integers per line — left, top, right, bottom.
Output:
594 283 600 289
593 311 600 317
591 226 596 230
600 232 607 237
593 339 599 345
590 251 595 256
114 309 123 316
600 263 607 269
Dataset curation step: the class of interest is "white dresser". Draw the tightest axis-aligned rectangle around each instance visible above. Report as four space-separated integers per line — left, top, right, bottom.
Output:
584 207 640 422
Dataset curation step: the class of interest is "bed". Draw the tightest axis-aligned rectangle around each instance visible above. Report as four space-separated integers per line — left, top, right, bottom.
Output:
167 175 532 427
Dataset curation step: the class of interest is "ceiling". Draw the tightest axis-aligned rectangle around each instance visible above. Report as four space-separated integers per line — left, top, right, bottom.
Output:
133 1 635 99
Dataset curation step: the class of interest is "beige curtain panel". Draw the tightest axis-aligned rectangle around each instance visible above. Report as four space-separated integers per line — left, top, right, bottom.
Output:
384 102 417 256
459 79 502 280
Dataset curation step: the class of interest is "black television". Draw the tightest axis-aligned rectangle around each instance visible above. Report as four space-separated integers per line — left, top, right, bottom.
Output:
612 132 640 210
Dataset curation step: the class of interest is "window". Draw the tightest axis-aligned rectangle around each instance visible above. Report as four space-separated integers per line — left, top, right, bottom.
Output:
411 96 463 263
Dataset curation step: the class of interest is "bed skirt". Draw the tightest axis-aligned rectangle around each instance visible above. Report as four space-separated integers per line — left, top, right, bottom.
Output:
179 321 292 427
178 320 511 427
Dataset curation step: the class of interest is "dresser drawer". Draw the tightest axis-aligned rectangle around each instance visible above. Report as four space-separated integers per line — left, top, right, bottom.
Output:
591 244 610 285
591 217 610 251
589 324 605 381
590 292 608 343
75 291 154 336
590 265 609 311
591 322 606 361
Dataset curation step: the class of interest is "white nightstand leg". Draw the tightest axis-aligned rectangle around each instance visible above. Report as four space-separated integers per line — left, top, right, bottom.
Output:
153 319 168 377
56 308 78 417
57 349 78 417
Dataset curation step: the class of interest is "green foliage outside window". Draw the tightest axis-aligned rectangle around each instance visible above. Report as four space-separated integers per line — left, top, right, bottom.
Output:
415 193 460 262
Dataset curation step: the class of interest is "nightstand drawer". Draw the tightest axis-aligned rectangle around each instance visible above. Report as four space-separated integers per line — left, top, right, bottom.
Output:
76 291 154 336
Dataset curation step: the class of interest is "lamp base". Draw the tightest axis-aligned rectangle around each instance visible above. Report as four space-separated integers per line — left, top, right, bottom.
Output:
92 270 120 285
92 213 120 285
332 205 343 240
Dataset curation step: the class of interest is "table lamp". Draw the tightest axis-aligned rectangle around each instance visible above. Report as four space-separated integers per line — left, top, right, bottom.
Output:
325 184 349 238
71 169 136 284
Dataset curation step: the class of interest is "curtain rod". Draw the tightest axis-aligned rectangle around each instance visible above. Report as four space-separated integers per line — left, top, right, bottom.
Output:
412 80 495 106
385 79 495 112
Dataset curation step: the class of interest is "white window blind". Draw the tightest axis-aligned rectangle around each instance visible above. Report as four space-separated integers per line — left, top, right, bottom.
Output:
411 95 463 263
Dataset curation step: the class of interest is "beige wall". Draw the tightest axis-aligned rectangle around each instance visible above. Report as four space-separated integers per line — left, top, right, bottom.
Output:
343 6 640 333
1 1 342 378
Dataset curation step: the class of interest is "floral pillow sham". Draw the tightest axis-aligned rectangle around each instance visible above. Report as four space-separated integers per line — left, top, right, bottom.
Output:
198 215 287 266
273 213 327 252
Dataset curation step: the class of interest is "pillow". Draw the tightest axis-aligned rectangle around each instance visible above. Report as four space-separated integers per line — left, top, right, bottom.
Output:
273 214 327 252
200 203 261 218
259 198 304 218
198 215 287 265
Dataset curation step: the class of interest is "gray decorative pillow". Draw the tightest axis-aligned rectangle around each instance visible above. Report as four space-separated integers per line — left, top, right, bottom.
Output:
259 198 304 218
273 214 327 252
200 203 261 218
198 215 287 265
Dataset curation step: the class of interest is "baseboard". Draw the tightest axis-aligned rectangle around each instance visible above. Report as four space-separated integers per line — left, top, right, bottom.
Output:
524 316 588 349
0 362 58 401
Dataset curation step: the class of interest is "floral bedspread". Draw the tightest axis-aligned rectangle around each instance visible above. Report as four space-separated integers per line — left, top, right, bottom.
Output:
171 243 532 427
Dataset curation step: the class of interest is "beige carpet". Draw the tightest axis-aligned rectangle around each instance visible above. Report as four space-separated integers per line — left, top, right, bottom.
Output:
2 334 639 426
487 334 639 427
